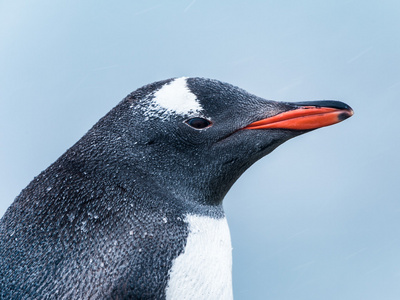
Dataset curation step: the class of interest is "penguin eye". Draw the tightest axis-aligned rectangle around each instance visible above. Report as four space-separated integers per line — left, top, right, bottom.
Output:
185 117 212 129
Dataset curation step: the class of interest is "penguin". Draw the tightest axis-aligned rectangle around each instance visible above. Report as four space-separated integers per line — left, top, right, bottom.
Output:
0 77 353 299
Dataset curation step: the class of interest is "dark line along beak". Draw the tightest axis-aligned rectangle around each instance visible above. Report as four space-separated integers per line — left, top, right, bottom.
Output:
243 101 354 131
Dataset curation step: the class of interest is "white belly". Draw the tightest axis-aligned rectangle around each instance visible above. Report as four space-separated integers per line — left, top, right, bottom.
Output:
165 215 233 300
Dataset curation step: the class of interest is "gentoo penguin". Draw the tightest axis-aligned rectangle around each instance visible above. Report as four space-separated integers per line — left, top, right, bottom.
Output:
0 77 353 299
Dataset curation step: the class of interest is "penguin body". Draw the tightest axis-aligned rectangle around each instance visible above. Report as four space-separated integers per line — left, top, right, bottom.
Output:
0 77 353 299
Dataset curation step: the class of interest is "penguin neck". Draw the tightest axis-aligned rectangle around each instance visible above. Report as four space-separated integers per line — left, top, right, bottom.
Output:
126 143 250 210
68 127 249 212
134 156 230 207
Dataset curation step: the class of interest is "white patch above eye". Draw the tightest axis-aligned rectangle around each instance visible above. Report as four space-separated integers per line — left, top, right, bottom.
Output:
145 77 203 119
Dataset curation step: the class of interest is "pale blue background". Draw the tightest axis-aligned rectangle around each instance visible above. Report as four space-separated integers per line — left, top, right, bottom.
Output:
1 1 399 299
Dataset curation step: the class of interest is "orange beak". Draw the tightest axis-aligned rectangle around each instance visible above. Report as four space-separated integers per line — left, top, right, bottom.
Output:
243 102 354 131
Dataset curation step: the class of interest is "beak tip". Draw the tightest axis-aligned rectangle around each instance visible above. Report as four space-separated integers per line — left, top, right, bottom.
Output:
338 109 354 121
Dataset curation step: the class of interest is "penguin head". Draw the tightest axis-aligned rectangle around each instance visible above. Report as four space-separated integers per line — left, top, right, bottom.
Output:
78 77 353 208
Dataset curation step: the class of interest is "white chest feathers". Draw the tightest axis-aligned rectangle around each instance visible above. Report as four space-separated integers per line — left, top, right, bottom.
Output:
165 215 233 300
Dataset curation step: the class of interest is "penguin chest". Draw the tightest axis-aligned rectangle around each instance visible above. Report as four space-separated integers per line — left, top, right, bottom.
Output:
166 215 233 300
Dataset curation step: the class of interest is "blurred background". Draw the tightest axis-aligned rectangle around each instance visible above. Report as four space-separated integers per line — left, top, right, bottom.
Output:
1 1 399 299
